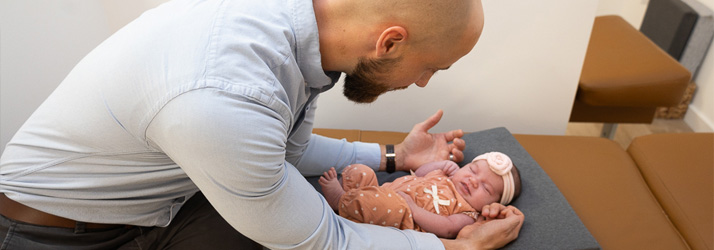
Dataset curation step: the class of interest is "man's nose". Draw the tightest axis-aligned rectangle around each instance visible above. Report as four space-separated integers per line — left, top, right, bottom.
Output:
414 72 434 87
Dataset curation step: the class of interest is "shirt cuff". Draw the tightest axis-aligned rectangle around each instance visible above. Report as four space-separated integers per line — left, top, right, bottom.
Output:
353 141 380 171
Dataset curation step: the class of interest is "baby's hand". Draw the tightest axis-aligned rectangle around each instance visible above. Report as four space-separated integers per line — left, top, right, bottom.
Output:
442 161 460 176
415 160 459 177
480 203 516 220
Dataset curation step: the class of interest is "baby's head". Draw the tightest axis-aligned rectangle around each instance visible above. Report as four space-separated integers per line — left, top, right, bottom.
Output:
451 152 521 211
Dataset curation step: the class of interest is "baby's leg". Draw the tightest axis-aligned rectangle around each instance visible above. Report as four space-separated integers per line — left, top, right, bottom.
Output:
340 164 379 191
339 188 415 230
319 167 345 210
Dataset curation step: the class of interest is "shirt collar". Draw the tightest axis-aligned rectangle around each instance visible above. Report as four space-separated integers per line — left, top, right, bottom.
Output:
292 0 341 90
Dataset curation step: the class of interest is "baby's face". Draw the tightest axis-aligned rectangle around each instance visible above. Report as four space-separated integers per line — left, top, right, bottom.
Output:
451 159 503 211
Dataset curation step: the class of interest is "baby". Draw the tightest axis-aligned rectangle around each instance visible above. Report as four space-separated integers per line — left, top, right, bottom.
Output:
319 152 522 239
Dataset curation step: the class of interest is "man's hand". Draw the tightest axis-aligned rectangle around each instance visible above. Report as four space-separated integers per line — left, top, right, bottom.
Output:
396 110 465 171
441 206 524 250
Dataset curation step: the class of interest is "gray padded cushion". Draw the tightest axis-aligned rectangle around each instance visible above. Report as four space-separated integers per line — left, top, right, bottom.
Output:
306 127 600 249
680 0 714 78
459 127 599 249
640 0 698 60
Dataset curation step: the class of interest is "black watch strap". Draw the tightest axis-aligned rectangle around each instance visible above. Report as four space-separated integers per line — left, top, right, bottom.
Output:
386 144 396 173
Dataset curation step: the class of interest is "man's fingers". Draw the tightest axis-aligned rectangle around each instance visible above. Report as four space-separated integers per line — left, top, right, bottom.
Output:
448 138 465 161
501 213 523 240
443 129 464 142
502 206 523 218
450 148 464 163
456 212 524 249
413 110 443 133
501 206 525 238
509 208 525 232
452 137 465 150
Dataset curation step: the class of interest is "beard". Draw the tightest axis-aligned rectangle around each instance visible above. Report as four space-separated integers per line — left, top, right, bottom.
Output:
343 56 404 103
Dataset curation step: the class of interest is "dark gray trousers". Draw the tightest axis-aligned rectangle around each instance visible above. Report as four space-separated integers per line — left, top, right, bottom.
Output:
0 192 262 250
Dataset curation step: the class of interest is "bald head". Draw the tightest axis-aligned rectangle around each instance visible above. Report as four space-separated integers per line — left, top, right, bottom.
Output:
373 0 482 48
315 0 484 72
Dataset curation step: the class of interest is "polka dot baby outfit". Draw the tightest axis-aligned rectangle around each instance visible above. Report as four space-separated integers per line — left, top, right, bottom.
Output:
337 164 478 232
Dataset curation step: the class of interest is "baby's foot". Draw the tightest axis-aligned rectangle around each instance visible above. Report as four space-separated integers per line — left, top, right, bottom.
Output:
319 167 345 210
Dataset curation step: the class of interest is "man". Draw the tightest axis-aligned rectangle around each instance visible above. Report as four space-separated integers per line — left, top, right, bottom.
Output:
0 0 524 249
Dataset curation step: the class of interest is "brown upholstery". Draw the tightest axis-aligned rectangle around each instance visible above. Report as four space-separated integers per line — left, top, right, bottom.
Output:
570 101 659 123
628 133 714 250
360 131 408 145
570 15 691 123
313 128 710 249
513 134 688 250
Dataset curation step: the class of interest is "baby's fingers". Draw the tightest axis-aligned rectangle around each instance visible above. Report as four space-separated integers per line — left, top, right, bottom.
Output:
481 203 506 218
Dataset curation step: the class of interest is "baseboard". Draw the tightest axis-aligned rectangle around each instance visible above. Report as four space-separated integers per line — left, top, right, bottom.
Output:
684 106 714 132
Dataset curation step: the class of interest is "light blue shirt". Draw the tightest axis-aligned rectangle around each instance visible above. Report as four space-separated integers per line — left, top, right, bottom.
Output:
0 0 444 249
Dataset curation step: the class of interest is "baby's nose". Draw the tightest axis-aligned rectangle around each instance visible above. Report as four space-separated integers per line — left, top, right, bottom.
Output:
469 177 479 188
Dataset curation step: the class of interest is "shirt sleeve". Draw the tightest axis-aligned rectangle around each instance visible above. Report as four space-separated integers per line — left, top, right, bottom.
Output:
145 88 444 250
284 97 381 176
293 134 380 176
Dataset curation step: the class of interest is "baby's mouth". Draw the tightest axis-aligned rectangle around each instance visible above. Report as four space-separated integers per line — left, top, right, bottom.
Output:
460 182 471 196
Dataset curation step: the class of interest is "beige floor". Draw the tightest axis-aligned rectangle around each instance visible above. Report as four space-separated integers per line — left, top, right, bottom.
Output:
566 118 694 149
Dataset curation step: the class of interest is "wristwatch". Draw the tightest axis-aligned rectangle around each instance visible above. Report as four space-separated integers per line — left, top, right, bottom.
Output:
386 144 396 173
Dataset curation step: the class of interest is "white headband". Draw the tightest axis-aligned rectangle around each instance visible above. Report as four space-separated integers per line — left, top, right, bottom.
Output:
472 152 515 205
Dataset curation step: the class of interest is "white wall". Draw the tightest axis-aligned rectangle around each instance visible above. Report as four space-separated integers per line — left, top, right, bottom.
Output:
0 0 618 154
596 0 650 27
314 0 599 134
2 0 710 156
596 0 714 132
1 0 110 153
0 0 163 153
685 0 714 132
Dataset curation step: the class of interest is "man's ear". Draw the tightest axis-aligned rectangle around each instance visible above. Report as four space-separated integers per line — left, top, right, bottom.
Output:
376 26 407 57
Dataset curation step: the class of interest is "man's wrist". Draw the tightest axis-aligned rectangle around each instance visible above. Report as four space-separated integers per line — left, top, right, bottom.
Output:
394 143 406 171
385 144 396 173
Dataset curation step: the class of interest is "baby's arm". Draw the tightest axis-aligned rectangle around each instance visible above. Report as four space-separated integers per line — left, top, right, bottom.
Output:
414 160 460 177
413 207 475 238
398 192 475 238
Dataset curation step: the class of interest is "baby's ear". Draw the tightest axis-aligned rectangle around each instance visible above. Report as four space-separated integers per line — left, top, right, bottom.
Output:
511 165 522 201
